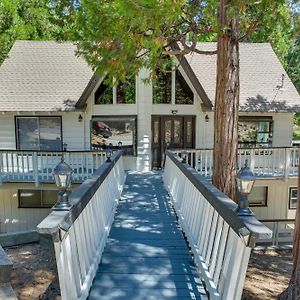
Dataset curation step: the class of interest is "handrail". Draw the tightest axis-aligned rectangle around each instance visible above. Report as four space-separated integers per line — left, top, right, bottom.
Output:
37 150 126 300
0 150 111 184
174 147 299 178
164 150 272 300
259 219 295 246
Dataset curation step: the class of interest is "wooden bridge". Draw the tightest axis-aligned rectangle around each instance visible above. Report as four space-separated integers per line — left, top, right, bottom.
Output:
38 150 272 300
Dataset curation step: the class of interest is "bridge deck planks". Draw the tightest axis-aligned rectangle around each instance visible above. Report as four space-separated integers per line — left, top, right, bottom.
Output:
88 172 207 300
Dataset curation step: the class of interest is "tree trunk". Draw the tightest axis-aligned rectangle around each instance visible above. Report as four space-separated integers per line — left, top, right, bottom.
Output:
212 0 239 201
279 160 300 299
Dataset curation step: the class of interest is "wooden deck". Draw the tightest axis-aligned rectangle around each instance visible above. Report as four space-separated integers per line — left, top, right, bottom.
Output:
88 172 207 300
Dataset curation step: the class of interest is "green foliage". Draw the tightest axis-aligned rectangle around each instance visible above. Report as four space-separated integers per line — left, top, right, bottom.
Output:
72 0 297 85
286 37 300 93
0 0 75 66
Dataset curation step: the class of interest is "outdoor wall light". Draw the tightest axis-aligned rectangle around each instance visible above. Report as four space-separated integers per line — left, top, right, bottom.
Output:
78 114 83 122
181 150 188 164
106 148 113 162
171 109 178 115
205 114 210 122
236 160 255 216
118 141 122 149
52 159 73 211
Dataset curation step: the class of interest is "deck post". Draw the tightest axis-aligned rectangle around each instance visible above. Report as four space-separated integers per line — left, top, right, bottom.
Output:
0 152 3 185
284 148 291 179
33 152 39 186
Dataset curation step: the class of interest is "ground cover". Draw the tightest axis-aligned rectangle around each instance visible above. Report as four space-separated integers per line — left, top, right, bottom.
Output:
3 243 293 300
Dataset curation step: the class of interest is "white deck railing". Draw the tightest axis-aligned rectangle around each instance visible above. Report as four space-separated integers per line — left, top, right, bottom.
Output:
0 150 108 184
174 147 299 178
164 150 272 300
37 151 126 300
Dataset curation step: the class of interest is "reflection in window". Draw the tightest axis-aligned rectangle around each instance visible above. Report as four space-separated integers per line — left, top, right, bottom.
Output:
117 76 136 104
186 121 192 144
164 120 171 144
153 121 159 144
175 70 193 104
248 186 268 206
19 189 58 208
91 116 137 155
174 119 181 144
289 187 297 209
153 70 172 104
238 118 273 148
95 79 113 104
16 117 62 151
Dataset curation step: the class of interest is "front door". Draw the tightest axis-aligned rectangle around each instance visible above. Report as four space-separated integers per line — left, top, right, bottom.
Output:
152 115 195 168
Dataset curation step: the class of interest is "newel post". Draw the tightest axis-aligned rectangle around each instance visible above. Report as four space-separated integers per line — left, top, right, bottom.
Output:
284 148 291 179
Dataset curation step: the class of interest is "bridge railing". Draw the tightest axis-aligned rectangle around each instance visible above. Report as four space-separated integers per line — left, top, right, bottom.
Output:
0 150 109 184
164 150 272 300
174 147 299 178
37 150 125 300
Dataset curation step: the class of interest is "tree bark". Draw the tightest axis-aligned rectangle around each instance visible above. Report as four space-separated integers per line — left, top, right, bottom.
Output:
279 160 300 299
212 0 239 201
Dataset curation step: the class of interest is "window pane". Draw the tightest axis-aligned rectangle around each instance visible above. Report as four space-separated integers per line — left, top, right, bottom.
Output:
19 190 41 207
95 80 113 104
117 76 136 104
174 119 181 144
39 117 62 151
175 70 193 104
238 118 272 148
186 121 192 144
91 117 136 155
17 118 39 150
42 190 58 207
164 120 171 144
290 188 297 209
153 70 172 104
153 120 159 144
249 186 267 206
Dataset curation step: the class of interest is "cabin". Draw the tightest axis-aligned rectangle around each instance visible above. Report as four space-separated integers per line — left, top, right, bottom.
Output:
0 40 299 242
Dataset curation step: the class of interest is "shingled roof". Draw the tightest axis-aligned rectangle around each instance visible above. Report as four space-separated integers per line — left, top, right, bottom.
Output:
0 41 93 112
0 41 299 112
185 43 300 112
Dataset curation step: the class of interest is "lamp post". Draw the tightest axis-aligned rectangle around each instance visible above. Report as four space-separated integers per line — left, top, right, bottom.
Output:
181 150 188 164
52 159 73 211
236 160 255 216
106 147 113 162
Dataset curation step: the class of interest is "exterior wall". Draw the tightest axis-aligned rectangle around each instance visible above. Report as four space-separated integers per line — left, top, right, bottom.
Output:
250 177 297 220
0 183 51 233
239 112 293 147
0 182 79 234
0 111 85 151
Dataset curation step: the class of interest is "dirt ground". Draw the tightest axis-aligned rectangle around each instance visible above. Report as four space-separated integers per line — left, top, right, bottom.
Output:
4 243 60 300
242 248 293 300
3 243 293 300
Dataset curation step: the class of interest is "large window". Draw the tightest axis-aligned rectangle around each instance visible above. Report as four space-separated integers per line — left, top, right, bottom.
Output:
175 70 193 104
248 186 268 206
238 117 273 148
18 189 58 208
289 187 297 209
16 117 62 151
95 77 136 104
153 69 194 105
91 116 137 155
153 70 172 104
